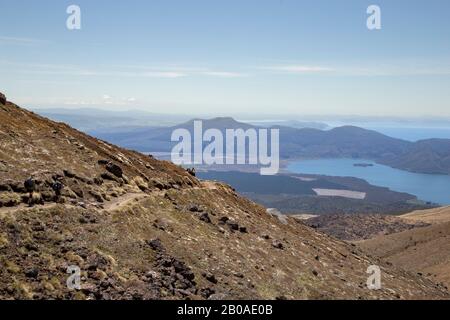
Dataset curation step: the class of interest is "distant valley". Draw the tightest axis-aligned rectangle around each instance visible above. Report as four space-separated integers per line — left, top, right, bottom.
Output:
197 171 435 215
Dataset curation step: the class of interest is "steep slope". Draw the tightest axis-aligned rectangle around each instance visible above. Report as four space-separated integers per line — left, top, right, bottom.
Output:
0 94 448 300
358 207 450 289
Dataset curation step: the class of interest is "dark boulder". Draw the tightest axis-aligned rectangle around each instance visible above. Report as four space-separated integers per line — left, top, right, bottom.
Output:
148 239 165 252
188 204 201 212
8 181 26 193
219 217 229 224
0 92 6 105
150 179 172 190
203 272 218 284
199 212 212 224
93 177 104 185
272 240 284 250
106 162 123 178
89 190 104 203
200 287 215 299
63 170 76 178
227 222 239 231
239 226 248 233
70 185 84 198
186 168 196 177
25 268 39 278
0 183 12 192
101 172 119 182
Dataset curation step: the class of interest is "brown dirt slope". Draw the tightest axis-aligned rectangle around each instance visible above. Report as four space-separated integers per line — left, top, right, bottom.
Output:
401 206 450 224
0 94 448 300
358 208 450 289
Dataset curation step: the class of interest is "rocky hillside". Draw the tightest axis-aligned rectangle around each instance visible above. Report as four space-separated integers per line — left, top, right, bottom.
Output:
303 214 429 241
0 93 448 300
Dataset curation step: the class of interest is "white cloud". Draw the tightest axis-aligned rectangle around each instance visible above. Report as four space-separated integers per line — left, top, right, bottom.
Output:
90 64 246 78
260 65 335 74
200 71 247 78
4 61 245 79
5 58 450 81
141 71 187 78
258 63 450 76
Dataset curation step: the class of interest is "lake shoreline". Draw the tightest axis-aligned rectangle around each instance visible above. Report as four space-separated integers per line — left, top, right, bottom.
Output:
285 158 450 205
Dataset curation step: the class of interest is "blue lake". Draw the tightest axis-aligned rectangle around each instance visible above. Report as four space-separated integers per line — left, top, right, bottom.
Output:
286 159 450 205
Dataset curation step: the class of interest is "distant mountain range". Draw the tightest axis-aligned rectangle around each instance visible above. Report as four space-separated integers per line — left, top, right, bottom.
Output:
82 117 450 175
246 119 329 130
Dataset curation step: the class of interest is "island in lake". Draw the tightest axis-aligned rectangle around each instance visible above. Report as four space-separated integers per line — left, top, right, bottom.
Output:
353 163 375 168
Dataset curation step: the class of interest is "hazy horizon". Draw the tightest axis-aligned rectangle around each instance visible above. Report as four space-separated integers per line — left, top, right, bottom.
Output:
29 105 450 125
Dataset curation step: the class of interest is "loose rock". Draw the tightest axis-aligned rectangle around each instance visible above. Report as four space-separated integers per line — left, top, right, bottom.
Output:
106 162 123 178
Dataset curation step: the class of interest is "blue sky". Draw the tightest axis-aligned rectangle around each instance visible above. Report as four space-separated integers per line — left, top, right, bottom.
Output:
1 0 450 117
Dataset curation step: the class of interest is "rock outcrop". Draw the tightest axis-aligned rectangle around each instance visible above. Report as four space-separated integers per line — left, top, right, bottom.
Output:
0 92 6 105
